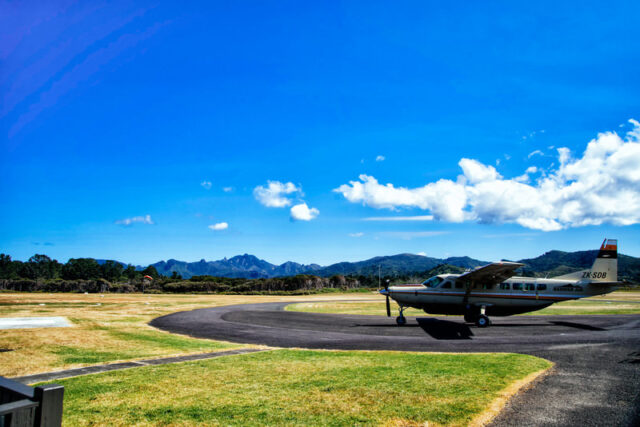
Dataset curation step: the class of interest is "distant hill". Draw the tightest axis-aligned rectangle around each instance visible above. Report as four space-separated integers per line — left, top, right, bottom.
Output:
144 250 640 283
310 254 487 277
149 253 488 279
152 255 321 279
516 250 640 283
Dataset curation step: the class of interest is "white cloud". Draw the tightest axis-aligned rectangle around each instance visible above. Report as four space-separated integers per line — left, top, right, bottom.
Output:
527 150 544 159
290 203 319 221
208 222 228 231
628 119 640 139
348 232 364 237
334 174 468 222
222 187 234 193
364 215 434 221
525 166 538 174
201 181 212 190
253 181 301 207
417 252 427 256
115 215 154 226
514 166 539 183
335 120 640 231
376 155 385 162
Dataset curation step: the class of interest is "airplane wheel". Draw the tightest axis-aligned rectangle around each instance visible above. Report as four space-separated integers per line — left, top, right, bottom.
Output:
396 316 407 326
476 315 491 328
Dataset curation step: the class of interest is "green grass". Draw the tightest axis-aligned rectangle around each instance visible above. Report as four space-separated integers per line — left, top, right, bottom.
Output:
48 349 551 426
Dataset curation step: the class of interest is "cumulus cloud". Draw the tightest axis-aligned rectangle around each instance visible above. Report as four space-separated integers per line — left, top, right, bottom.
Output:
514 166 539 183
334 120 640 231
115 215 154 226
201 180 212 190
376 155 385 162
334 174 468 222
208 222 228 230
417 252 427 256
253 181 301 207
222 187 234 193
349 232 364 237
290 203 319 221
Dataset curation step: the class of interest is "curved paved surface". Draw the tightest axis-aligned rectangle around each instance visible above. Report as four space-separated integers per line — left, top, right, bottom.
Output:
151 302 640 426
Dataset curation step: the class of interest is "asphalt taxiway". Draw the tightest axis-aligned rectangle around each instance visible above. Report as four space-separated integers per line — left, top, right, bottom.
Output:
151 302 640 426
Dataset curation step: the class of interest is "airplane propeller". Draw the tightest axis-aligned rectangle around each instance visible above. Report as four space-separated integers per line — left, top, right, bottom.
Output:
384 280 391 317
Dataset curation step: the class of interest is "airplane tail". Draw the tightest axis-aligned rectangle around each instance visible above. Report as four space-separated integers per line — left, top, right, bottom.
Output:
553 238 618 283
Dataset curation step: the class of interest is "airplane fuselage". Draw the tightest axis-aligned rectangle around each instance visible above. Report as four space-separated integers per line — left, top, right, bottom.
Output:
382 239 619 326
388 275 617 317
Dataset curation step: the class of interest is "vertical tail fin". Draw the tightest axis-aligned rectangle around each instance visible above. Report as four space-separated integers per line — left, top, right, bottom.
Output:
589 238 617 282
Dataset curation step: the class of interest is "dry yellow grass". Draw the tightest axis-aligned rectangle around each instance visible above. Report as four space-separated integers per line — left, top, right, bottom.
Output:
589 290 640 301
0 292 375 377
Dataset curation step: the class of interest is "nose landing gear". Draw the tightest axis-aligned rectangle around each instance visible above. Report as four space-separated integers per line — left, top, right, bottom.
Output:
396 306 407 326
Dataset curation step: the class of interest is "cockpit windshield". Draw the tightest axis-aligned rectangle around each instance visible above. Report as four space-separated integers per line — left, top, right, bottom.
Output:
422 276 443 288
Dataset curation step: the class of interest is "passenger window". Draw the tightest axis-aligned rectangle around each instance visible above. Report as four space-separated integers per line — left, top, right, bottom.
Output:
512 283 523 291
442 282 451 289
537 284 547 291
500 283 510 290
525 283 535 291
455 282 463 289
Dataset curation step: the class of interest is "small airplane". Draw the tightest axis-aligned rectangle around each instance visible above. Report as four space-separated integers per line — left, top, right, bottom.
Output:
380 239 620 327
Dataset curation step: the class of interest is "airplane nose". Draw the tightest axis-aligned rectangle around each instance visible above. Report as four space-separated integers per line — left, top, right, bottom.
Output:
379 289 389 296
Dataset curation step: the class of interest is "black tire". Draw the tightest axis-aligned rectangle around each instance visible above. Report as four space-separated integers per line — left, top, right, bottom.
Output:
396 316 407 326
476 314 491 328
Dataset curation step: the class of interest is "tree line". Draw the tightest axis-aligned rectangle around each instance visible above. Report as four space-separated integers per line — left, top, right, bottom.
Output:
0 253 468 294
0 254 163 282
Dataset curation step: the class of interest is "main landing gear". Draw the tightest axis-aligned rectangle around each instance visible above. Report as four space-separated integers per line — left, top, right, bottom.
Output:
464 305 492 328
396 306 407 326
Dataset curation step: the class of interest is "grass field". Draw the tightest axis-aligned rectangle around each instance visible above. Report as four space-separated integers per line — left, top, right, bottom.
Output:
0 292 375 376
1 292 556 425
48 349 551 427
286 291 640 317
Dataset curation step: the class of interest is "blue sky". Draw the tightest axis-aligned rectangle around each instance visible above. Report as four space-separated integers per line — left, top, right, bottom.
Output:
2 1 640 266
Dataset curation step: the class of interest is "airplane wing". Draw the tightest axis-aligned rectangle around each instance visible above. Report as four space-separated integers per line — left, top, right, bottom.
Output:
457 261 524 287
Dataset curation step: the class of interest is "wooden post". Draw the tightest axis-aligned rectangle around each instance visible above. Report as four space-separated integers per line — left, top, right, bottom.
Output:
34 385 64 427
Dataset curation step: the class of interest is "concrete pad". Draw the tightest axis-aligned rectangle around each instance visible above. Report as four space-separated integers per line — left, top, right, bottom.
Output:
0 317 72 330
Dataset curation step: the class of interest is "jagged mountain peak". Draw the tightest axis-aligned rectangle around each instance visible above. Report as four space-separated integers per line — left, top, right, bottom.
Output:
146 250 640 282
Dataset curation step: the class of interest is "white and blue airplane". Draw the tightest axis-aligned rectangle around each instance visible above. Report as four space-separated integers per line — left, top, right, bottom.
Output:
380 239 620 327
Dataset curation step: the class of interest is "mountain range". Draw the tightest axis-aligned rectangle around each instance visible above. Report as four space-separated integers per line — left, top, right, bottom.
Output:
146 250 640 283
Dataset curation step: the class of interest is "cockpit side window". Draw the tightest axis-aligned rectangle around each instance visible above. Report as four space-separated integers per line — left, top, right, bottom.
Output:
422 276 444 288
